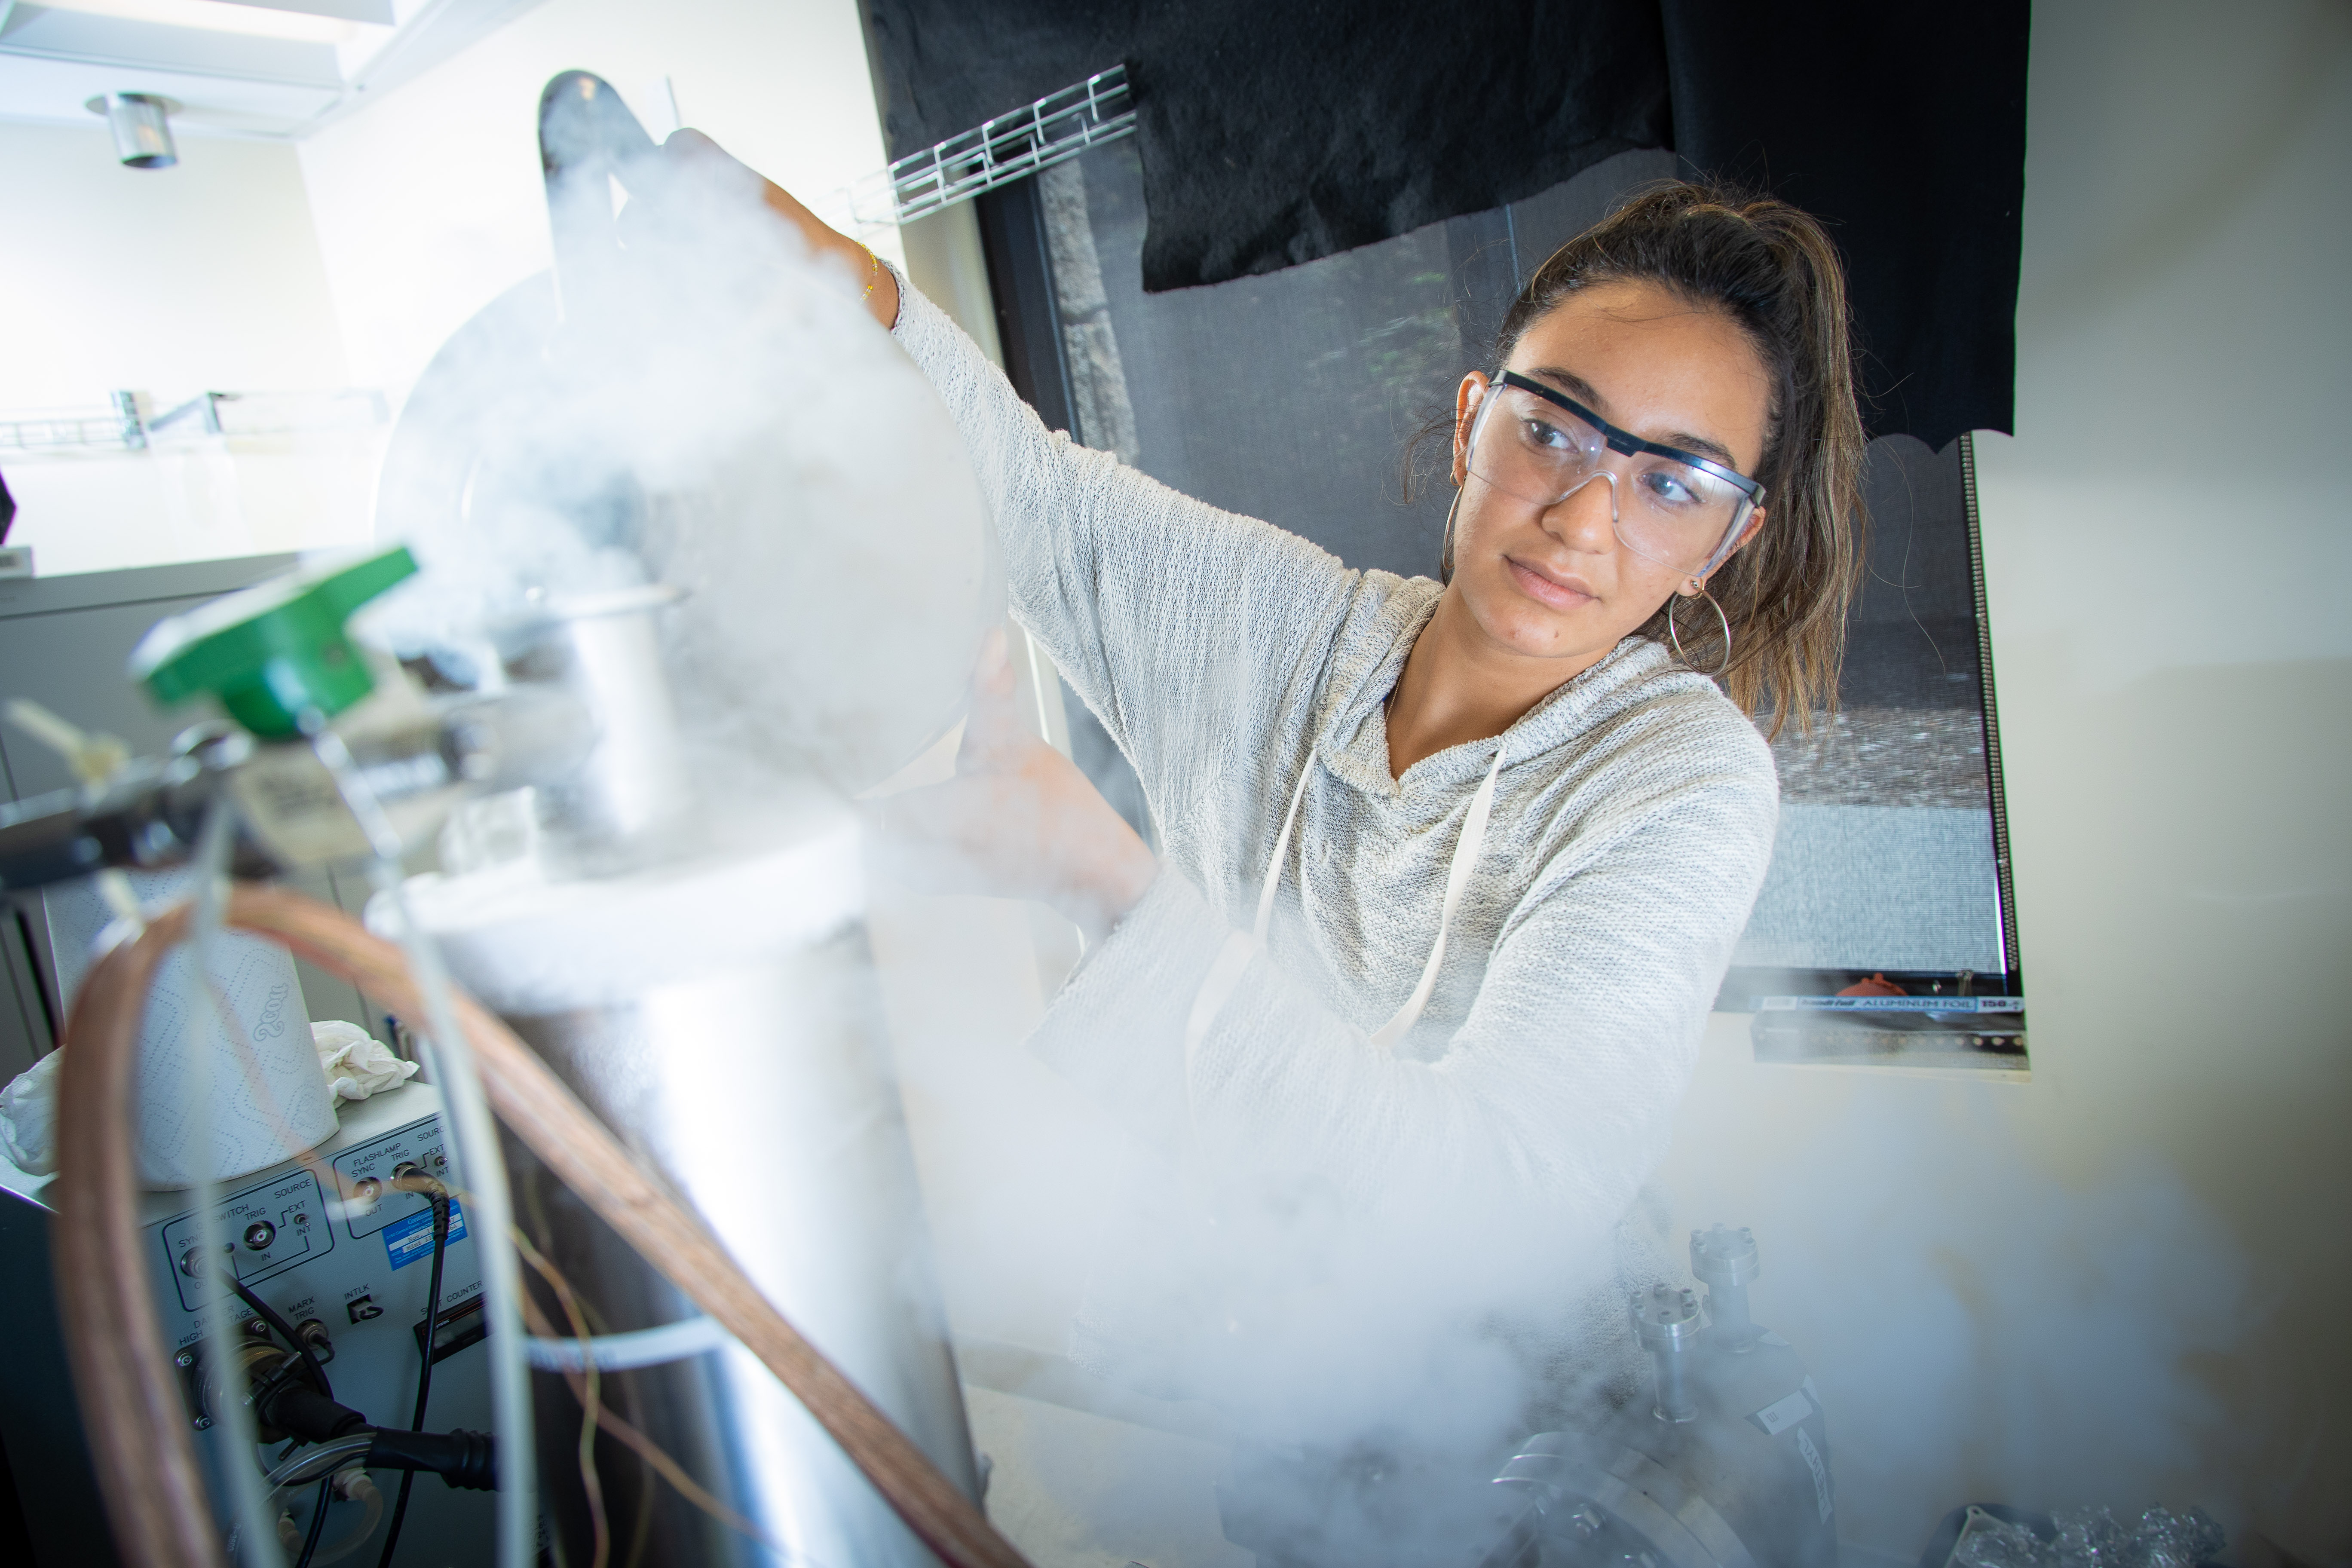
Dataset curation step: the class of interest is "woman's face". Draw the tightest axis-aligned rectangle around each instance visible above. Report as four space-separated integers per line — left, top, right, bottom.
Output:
1448 279 1772 667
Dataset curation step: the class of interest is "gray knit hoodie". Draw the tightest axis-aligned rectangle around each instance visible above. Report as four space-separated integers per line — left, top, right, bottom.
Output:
892 281 1780 1429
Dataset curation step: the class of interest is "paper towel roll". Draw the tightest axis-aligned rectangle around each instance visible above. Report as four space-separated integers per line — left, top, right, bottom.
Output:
42 869 338 1189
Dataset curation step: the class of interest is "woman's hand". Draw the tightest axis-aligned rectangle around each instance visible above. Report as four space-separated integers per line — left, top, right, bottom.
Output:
637 129 902 331
874 631 1157 943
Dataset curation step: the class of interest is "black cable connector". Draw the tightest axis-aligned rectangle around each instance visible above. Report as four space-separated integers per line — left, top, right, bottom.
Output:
258 1383 371 1445
252 1378 496 1493
364 1426 497 1492
225 1270 332 1401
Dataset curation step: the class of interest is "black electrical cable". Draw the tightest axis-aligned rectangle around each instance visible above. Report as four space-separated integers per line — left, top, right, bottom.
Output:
374 1188 450 1568
294 1474 334 1568
224 1270 332 1401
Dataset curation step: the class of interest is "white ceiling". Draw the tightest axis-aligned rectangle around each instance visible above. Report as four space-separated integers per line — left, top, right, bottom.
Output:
0 0 550 140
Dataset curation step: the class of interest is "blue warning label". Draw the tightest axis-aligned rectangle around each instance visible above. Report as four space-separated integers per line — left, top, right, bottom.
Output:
383 1200 466 1269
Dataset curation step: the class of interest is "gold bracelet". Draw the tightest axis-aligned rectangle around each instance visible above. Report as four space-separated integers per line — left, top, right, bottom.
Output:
858 242 881 300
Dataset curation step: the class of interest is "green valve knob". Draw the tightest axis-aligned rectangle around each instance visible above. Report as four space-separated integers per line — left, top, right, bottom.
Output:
131 546 418 738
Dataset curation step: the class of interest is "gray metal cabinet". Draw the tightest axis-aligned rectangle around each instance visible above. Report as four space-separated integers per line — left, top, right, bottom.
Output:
0 555 389 1080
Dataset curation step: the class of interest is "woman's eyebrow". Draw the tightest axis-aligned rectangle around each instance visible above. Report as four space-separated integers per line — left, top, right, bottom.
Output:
1525 364 1608 410
1660 429 1739 469
1525 364 1740 470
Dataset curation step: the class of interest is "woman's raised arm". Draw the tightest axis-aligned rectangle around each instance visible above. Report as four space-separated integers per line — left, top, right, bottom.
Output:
655 131 905 329
649 132 1355 821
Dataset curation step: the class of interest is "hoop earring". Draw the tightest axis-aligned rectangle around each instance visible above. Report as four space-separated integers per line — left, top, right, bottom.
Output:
1666 585 1733 678
1439 485 1463 585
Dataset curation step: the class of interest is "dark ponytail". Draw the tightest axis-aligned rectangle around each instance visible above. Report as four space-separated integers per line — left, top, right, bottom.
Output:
1471 182 1865 732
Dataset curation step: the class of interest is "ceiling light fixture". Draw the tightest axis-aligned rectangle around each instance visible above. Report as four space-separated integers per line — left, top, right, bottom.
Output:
86 91 181 167
41 0 372 46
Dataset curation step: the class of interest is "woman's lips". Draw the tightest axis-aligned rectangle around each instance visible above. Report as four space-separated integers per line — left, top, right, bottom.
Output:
1504 556 1596 611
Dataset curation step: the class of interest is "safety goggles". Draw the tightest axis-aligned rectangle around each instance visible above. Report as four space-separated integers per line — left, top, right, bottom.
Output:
1464 371 1765 577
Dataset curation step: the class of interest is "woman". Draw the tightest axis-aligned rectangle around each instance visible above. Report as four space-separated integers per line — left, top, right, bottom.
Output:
706 138 1859 1539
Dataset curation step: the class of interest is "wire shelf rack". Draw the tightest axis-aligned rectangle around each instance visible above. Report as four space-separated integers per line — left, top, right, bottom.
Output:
829 64 1134 236
0 394 146 455
0 390 386 456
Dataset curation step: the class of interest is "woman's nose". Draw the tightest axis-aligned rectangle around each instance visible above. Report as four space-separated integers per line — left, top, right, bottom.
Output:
1542 471 1618 554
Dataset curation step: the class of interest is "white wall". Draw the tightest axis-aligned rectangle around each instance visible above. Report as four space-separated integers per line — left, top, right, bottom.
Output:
1654 0 2352 1560
0 121 360 575
294 0 893 411
0 123 349 406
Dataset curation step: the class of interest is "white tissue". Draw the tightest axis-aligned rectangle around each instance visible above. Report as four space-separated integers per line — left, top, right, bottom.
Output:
313 1020 418 1102
37 869 339 1189
0 1016 410 1179
0 1050 61 1175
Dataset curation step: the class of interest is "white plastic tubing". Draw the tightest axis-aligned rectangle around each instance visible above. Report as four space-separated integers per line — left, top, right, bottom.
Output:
364 859 539 1568
187 808 289 1568
312 726 537 1568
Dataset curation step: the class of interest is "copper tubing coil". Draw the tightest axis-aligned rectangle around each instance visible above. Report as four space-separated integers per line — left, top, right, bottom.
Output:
51 882 1028 1568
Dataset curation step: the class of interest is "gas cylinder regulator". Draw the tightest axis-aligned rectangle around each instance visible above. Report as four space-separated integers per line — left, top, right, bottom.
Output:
0 546 594 893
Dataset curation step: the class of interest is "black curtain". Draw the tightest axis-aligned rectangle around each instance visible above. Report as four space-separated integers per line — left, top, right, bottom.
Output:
858 0 2030 448
1655 2 2029 453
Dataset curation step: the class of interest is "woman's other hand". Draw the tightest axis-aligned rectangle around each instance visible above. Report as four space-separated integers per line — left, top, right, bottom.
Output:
875 630 1157 943
639 128 902 330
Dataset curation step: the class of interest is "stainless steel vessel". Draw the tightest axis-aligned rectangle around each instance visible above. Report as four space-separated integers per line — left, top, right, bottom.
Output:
1481 1226 1838 1568
402 592 980 1565
359 71 1000 1562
